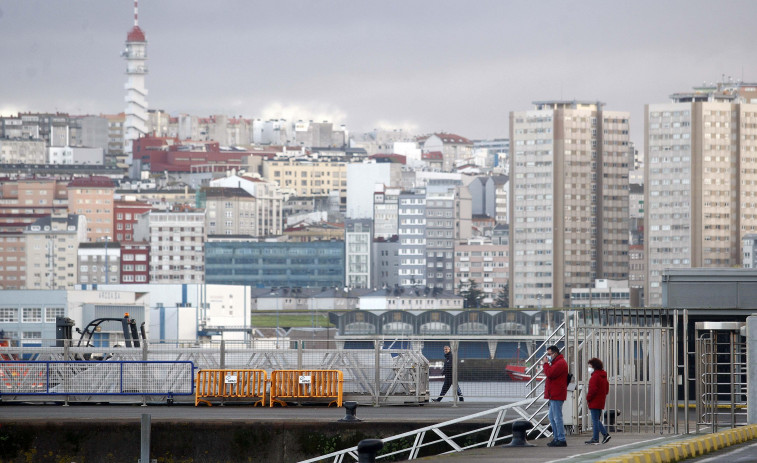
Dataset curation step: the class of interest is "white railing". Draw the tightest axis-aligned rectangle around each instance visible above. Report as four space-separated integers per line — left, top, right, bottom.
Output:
297 397 550 463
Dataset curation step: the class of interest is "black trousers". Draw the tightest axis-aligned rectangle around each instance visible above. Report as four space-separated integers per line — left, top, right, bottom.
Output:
438 377 463 398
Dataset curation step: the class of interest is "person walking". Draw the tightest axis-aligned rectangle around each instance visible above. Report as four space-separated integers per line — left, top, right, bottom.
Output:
585 357 611 445
543 345 568 447
433 345 463 402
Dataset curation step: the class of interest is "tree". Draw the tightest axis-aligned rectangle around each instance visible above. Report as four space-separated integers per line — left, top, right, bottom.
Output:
494 286 509 308
458 279 486 309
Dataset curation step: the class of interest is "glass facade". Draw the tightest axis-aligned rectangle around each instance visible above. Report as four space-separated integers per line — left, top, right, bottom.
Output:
205 240 345 288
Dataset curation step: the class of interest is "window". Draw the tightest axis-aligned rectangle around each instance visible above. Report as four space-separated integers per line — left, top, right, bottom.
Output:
22 331 42 340
45 307 65 323
0 307 18 322
22 307 42 323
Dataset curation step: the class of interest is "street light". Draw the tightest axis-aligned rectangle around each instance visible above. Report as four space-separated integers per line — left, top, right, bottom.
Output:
103 236 110 284
270 290 279 349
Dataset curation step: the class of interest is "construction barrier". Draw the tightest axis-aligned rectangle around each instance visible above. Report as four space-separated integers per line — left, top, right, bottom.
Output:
269 369 343 407
195 369 267 407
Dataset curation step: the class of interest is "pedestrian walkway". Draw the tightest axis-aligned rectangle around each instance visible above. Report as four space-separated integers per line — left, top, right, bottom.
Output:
421 432 698 463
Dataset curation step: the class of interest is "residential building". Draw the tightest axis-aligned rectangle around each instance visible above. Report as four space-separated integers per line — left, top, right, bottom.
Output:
473 138 509 169
493 175 509 224
24 213 86 290
203 187 257 236
509 100 630 308
420 133 474 172
114 200 152 242
204 238 345 288
0 139 47 164
0 225 28 289
644 81 757 306
120 242 150 284
104 113 125 162
0 178 68 216
425 184 473 291
67 176 116 242
262 157 348 210
454 237 509 306
373 184 400 240
0 112 69 147
372 237 400 289
134 210 205 283
629 244 645 306
397 189 427 287
77 241 120 285
48 146 104 165
208 174 284 236
345 219 372 289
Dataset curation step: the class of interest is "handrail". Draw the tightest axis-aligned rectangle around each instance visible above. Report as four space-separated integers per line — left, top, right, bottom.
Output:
524 321 566 393
297 397 549 463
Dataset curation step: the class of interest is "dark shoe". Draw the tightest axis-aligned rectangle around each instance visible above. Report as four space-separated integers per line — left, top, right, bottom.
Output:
602 434 611 444
433 398 441 402
546 440 557 447
585 439 599 445
553 440 567 447
458 397 464 402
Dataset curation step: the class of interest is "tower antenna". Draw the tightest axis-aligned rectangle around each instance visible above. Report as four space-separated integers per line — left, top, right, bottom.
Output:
134 0 139 27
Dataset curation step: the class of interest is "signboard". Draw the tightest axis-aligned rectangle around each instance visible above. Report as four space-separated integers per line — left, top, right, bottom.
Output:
299 375 311 385
224 374 238 384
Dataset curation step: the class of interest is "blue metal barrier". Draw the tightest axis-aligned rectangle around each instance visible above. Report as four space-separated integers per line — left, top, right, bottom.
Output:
0 360 195 396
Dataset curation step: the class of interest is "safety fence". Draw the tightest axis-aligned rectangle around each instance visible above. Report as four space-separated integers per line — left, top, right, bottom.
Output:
194 369 344 407
195 368 267 406
269 369 343 407
0 360 194 396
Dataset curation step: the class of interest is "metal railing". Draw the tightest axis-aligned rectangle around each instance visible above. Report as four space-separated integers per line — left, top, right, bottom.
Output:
297 397 550 463
0 360 194 396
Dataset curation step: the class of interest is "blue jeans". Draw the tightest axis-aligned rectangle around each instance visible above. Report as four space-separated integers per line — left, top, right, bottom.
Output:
591 408 608 441
548 400 565 442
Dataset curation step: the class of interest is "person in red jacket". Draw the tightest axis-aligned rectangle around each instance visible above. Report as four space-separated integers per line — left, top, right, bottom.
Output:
542 345 568 447
585 357 611 445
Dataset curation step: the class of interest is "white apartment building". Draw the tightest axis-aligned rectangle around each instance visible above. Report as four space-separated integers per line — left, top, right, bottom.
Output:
644 82 757 306
345 219 372 289
24 214 87 290
373 184 400 239
509 100 630 308
0 139 47 164
135 210 205 283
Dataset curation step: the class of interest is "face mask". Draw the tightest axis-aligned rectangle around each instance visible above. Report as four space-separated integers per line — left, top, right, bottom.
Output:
588 367 594 374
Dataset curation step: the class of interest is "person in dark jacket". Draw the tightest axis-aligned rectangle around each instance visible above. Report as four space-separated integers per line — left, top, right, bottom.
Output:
433 345 463 402
585 357 611 444
542 345 568 446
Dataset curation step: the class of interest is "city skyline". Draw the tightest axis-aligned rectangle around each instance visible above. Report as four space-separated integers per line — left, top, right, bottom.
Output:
1 0 756 148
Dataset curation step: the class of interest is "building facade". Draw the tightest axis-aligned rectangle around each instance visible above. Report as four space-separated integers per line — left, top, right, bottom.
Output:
24 213 86 290
67 176 116 242
644 82 757 306
135 210 205 283
345 219 372 289
205 238 345 288
509 100 630 308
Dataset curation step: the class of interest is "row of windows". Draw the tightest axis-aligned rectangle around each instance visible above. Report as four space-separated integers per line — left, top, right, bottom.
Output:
0 306 64 323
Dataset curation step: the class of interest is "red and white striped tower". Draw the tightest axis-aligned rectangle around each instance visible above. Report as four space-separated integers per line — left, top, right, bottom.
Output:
123 0 148 165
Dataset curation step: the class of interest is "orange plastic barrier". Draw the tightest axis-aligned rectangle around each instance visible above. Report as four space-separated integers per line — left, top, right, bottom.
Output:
269 369 343 407
195 369 267 406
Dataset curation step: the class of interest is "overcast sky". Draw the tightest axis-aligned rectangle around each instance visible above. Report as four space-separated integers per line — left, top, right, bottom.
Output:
1 0 756 147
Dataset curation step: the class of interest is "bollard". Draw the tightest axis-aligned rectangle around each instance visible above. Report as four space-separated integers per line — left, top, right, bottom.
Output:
339 401 362 422
357 439 384 463
503 420 535 447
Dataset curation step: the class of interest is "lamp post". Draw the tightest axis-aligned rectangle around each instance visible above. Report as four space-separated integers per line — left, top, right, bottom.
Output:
104 236 110 284
270 290 279 349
